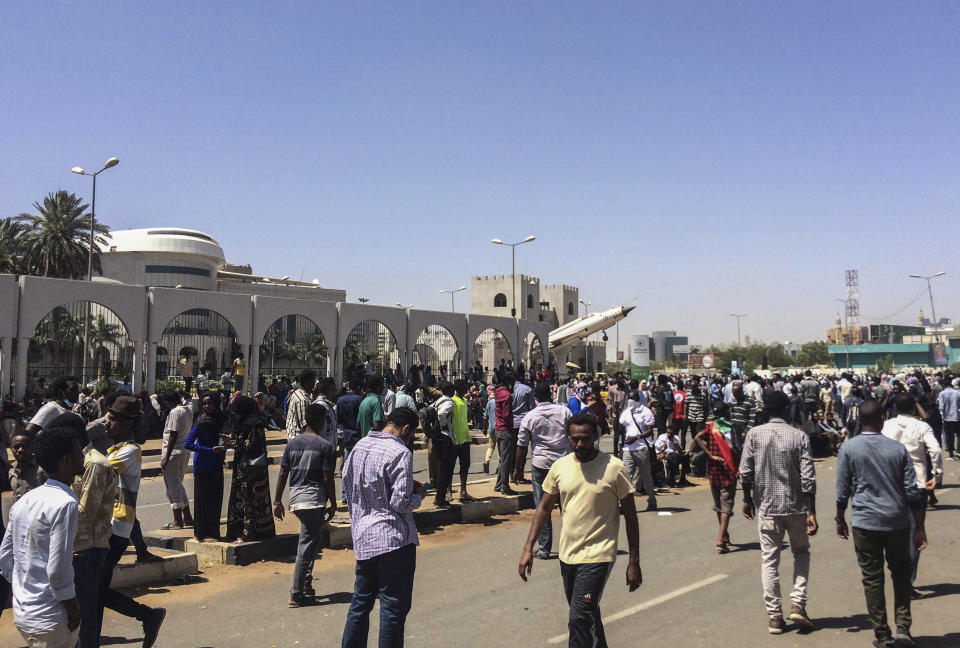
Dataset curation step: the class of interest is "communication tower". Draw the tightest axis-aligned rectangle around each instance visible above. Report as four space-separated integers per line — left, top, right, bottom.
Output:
845 269 860 328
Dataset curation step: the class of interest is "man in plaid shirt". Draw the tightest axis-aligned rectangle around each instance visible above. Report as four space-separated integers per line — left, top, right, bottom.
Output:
740 391 818 635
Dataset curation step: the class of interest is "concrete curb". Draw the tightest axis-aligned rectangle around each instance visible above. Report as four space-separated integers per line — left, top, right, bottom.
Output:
111 551 199 589
147 492 535 566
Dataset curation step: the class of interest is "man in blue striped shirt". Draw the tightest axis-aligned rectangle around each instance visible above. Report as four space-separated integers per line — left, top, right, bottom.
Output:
341 407 424 648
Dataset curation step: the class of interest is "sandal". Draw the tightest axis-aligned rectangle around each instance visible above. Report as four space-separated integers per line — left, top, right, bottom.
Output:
160 523 184 530
716 542 730 554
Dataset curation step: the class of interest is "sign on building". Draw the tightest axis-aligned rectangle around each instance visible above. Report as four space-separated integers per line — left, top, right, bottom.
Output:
630 335 650 381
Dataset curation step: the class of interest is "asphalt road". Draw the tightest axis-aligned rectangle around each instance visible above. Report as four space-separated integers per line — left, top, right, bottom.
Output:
3 437 959 648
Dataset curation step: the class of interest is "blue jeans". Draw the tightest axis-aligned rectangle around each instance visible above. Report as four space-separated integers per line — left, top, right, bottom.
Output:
342 544 416 648
531 465 552 554
74 547 107 648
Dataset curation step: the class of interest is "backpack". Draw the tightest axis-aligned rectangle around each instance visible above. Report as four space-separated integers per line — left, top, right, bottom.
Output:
418 405 443 441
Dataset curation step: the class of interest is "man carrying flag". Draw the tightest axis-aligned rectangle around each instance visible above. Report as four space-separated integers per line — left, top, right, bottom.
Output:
694 404 739 553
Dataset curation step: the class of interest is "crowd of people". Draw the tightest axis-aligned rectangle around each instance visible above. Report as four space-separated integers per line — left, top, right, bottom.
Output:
0 363 951 647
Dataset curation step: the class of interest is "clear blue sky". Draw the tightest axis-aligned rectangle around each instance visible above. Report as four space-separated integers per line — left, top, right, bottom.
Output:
2 2 958 355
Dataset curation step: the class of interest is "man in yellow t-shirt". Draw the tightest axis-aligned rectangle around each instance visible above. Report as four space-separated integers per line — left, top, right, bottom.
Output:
233 352 246 393
518 412 642 647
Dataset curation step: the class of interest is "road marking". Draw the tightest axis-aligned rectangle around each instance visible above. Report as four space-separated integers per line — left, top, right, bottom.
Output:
547 573 728 644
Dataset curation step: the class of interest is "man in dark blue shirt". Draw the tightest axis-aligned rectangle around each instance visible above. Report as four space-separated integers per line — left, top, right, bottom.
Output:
836 399 926 648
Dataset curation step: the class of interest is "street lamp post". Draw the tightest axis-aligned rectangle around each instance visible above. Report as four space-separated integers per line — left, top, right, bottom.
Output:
439 285 467 313
491 235 535 318
909 272 947 342
728 313 747 371
71 157 119 386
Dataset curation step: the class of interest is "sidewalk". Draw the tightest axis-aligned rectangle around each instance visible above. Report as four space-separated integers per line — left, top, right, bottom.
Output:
143 475 536 565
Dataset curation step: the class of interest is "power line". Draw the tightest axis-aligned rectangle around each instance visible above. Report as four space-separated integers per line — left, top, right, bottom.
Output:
861 287 929 323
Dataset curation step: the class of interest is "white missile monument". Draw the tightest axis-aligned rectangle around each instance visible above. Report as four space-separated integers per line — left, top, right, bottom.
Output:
548 305 634 372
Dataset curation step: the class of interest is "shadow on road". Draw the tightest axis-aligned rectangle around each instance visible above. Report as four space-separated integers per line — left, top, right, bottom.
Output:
927 503 960 511
727 541 760 553
315 591 354 606
913 633 960 647
809 612 871 633
100 637 141 646
918 582 960 599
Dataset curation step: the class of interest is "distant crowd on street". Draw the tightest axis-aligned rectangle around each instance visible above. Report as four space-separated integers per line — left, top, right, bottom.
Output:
0 360 952 647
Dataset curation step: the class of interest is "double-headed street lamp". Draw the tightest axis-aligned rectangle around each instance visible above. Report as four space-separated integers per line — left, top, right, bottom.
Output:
491 235 536 318
71 157 119 386
71 157 119 281
728 313 747 371
909 272 947 342
439 285 467 313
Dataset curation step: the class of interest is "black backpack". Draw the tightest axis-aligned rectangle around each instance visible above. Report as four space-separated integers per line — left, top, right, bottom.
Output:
419 405 443 441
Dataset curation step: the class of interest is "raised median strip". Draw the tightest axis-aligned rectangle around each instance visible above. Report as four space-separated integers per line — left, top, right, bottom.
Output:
144 489 535 566
111 549 199 589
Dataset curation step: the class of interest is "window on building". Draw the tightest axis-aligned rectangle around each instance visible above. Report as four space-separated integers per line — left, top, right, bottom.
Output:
144 265 211 277
494 293 507 308
568 302 574 316
526 294 534 309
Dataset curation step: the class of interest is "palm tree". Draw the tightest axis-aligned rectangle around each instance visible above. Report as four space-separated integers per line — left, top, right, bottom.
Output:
32 307 83 370
87 313 124 377
16 190 110 279
0 217 25 274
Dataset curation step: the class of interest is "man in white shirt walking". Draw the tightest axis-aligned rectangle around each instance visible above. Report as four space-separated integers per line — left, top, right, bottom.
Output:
0 426 85 648
160 391 194 530
881 393 942 596
619 391 658 511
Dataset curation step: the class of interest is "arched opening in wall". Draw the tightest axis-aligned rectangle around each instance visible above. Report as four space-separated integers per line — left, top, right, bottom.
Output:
27 301 132 391
471 328 512 381
259 315 328 382
493 293 507 308
158 309 238 389
412 325 460 382
156 346 169 379
520 332 544 378
568 302 574 316
204 347 217 373
344 320 398 386
527 294 534 310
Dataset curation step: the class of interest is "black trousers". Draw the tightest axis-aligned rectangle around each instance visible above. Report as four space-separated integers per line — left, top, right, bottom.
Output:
100 534 154 626
433 436 456 503
194 468 224 540
663 453 690 485
560 561 614 648
852 527 912 640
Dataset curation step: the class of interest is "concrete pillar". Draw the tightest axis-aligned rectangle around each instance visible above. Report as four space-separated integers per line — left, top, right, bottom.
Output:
248 344 260 395
326 345 335 380
243 344 253 394
131 341 144 394
333 346 342 387
146 343 158 394
14 337 29 401
0 337 10 400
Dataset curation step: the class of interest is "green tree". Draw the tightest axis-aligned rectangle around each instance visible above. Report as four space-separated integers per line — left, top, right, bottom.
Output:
797 341 832 367
876 354 895 373
16 190 109 279
87 313 124 377
0 217 25 274
32 307 83 370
